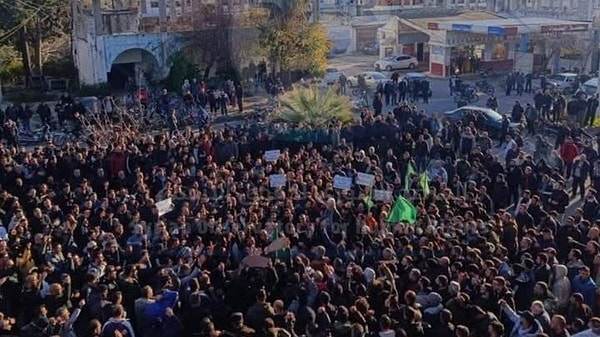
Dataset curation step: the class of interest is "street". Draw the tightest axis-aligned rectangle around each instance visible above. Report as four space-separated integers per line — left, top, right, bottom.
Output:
326 54 537 118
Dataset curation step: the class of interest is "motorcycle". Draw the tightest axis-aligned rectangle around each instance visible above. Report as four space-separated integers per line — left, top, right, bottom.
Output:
453 88 479 103
475 80 495 95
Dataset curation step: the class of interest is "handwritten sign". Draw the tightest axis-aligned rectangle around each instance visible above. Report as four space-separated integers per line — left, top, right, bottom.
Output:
241 255 270 268
264 150 281 162
333 175 353 190
156 198 174 217
373 189 393 201
269 174 287 188
356 172 375 186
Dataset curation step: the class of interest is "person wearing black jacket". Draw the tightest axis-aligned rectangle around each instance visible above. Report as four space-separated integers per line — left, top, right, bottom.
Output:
372 94 383 116
511 101 524 123
506 160 523 206
383 81 392 106
586 93 599 127
548 181 569 215
582 190 599 222
572 154 591 200
542 91 552 121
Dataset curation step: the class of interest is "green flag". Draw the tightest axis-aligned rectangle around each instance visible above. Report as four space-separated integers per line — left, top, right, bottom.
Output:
387 195 417 224
404 162 416 192
363 195 374 211
419 173 430 196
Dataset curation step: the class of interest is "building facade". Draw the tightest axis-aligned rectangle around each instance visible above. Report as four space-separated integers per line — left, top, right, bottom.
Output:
376 11 593 77
72 0 262 87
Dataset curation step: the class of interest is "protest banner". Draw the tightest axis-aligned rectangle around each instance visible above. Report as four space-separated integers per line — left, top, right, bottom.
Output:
269 174 287 188
333 175 352 190
156 198 174 217
373 189 393 201
264 150 281 162
356 172 375 186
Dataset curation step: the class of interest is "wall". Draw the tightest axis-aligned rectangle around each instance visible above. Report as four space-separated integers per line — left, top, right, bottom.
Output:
75 31 177 85
102 10 140 34
514 51 534 73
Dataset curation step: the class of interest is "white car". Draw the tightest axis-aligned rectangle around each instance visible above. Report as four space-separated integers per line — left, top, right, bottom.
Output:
374 55 418 71
545 73 578 89
323 67 343 84
583 77 598 95
347 71 388 88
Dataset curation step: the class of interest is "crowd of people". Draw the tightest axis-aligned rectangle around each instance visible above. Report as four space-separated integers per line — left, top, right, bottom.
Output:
1 70 600 337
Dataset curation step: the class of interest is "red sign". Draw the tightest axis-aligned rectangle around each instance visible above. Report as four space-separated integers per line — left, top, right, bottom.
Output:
540 23 589 33
428 22 439 30
505 26 518 36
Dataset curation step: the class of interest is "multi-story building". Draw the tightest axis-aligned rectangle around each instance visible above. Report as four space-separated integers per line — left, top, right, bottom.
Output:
72 0 263 87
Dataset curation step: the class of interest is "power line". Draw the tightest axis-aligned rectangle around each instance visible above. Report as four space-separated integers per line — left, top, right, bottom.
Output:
0 4 45 43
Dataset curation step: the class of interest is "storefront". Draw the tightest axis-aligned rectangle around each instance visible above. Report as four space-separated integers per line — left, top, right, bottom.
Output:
426 18 591 77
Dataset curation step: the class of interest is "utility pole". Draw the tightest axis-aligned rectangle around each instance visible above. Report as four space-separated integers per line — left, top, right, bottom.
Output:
584 15 600 76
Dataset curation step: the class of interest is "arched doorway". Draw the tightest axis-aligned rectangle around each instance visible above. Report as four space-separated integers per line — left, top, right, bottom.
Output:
108 48 159 90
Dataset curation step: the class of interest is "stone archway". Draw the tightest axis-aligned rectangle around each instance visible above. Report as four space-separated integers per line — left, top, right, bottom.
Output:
108 48 160 89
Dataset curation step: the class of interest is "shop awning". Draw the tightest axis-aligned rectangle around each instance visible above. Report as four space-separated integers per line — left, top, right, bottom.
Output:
398 32 429 44
427 17 591 36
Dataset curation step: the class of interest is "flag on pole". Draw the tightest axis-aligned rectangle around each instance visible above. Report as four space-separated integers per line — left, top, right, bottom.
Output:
404 162 416 192
419 173 430 196
387 194 417 224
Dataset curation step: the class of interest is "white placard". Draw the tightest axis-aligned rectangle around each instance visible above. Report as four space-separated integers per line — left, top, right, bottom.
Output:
269 174 287 188
264 150 281 162
156 198 174 217
356 172 375 186
333 175 353 190
373 189 393 201
265 237 290 254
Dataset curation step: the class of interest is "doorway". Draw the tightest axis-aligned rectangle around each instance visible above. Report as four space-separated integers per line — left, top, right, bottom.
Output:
417 43 424 62
108 63 135 90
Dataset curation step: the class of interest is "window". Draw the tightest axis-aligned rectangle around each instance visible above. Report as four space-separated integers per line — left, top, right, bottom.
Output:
150 0 159 8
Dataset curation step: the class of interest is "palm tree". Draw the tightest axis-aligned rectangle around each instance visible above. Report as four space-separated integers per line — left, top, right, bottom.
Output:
271 85 355 128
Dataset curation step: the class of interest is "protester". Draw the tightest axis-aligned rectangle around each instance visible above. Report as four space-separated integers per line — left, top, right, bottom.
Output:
0 71 600 337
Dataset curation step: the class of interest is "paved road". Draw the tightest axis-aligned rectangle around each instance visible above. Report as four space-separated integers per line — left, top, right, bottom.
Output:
327 54 536 116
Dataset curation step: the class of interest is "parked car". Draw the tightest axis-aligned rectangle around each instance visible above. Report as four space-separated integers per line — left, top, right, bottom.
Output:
443 106 522 138
403 72 426 83
545 72 578 90
583 77 598 96
374 55 418 71
359 42 379 55
323 68 344 84
346 71 388 88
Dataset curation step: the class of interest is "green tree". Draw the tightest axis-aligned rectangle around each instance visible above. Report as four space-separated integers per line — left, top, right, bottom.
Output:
0 45 23 82
259 0 331 78
176 4 266 84
0 0 71 86
272 85 354 128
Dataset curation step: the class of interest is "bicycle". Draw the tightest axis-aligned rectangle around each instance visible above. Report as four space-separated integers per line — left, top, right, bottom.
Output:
353 90 370 109
18 124 52 145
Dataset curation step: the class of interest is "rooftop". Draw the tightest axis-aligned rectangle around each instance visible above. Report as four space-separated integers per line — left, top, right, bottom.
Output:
433 16 591 27
408 10 502 30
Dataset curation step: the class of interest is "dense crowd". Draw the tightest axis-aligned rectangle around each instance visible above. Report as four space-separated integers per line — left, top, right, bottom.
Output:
1 77 600 337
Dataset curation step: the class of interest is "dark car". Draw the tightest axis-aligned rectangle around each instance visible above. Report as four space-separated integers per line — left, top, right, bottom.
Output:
443 106 523 137
360 42 379 55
